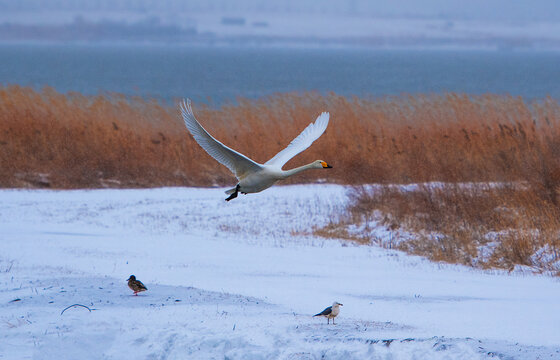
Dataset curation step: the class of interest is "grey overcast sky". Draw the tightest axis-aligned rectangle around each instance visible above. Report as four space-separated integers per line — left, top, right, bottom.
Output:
1 0 559 48
1 0 560 22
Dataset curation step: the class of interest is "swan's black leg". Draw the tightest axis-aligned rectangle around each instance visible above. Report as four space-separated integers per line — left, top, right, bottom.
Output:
225 184 240 202
225 192 238 201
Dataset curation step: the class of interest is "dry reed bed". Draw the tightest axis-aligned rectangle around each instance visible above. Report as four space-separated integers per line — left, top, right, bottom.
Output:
2 86 560 272
2 86 560 189
340 183 560 274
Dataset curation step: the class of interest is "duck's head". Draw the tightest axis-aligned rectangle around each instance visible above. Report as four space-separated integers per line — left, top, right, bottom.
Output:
127 275 136 281
315 160 332 169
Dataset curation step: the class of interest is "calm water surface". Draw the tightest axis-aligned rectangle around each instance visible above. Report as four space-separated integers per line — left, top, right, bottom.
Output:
0 44 558 104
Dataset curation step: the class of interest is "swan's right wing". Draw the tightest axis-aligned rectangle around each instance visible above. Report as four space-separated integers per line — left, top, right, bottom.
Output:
180 99 262 180
265 112 329 168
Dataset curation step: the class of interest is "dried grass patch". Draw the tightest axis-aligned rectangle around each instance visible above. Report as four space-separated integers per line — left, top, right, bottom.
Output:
2 87 560 189
341 183 560 273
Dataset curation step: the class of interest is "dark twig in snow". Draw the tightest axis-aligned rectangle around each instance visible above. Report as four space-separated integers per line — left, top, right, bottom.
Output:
60 303 93 315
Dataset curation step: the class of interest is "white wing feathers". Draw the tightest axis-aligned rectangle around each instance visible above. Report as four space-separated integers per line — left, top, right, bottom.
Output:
265 112 330 168
180 99 262 180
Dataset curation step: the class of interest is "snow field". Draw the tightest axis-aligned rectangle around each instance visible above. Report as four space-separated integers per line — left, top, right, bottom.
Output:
1 185 559 359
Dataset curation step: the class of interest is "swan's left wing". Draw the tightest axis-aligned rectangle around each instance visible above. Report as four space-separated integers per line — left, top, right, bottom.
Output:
180 99 262 180
265 112 330 168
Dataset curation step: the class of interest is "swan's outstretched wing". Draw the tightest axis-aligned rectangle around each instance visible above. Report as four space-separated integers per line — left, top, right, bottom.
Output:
180 99 262 180
265 112 329 168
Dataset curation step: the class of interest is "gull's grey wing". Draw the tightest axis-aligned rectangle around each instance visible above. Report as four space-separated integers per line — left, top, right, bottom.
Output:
265 112 329 168
180 99 263 180
314 306 332 317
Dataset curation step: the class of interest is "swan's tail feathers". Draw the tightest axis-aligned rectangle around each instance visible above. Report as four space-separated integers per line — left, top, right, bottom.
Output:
225 187 237 195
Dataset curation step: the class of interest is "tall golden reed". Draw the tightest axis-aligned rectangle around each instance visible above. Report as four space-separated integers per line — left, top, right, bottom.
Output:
2 86 559 190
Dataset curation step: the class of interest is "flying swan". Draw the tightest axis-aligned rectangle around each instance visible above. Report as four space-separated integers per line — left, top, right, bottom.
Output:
180 99 332 201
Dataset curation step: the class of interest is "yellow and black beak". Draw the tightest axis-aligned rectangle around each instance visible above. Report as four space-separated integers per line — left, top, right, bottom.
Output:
321 161 332 168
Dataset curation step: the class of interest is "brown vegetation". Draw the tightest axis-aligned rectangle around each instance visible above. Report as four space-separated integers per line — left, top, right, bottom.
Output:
343 184 560 273
2 85 560 272
2 86 560 190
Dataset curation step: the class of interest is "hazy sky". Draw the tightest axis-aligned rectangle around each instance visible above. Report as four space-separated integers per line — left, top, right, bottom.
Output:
1 0 559 22
1 0 559 49
357 0 560 21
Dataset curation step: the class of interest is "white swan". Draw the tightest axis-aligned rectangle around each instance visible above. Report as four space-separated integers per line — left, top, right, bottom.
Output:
180 99 332 201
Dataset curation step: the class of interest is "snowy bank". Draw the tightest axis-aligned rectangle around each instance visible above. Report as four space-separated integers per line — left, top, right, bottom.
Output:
1 185 559 359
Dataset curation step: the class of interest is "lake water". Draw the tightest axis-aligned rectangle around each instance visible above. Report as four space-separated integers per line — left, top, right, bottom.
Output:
0 44 559 104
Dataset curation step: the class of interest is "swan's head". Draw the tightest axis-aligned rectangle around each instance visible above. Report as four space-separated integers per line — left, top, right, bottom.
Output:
316 160 332 169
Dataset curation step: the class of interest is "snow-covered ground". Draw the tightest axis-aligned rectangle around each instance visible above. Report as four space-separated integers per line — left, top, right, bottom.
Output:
1 185 559 359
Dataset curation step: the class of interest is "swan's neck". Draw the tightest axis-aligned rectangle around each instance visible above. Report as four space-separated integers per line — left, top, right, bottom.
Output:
281 162 319 178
